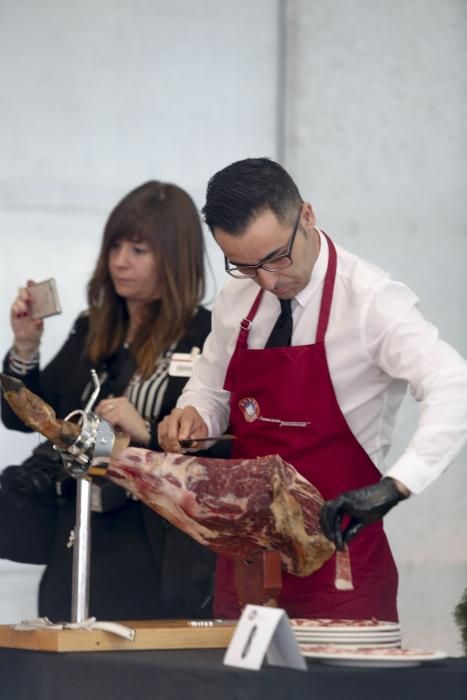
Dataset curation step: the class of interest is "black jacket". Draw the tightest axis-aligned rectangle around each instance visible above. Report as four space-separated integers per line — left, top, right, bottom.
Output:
0 308 216 621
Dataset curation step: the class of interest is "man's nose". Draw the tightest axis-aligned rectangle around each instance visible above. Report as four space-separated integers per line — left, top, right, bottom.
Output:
255 268 279 291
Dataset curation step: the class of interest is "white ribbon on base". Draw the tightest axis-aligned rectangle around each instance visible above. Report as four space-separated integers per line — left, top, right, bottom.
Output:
12 616 135 641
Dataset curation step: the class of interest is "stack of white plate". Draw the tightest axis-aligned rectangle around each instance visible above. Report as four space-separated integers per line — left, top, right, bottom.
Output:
290 618 402 649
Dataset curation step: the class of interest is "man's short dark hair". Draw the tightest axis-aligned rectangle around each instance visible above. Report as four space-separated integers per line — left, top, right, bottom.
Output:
202 157 303 236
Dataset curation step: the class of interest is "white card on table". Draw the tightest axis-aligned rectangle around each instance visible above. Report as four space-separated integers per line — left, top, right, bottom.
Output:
223 604 306 672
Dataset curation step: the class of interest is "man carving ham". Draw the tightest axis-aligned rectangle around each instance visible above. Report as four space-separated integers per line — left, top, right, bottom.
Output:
158 157 467 622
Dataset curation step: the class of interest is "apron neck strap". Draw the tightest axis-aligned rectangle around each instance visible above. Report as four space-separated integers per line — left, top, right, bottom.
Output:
316 232 337 343
236 288 264 349
224 288 263 391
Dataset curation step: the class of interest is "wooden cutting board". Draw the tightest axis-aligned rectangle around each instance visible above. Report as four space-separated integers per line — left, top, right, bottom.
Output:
0 619 236 653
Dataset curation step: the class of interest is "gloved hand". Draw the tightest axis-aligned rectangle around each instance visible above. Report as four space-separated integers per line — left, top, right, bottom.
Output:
319 477 409 550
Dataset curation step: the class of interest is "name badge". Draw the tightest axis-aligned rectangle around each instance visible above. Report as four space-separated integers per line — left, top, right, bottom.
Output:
168 347 201 378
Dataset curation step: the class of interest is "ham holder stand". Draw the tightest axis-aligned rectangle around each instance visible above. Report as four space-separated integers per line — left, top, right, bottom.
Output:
0 371 280 653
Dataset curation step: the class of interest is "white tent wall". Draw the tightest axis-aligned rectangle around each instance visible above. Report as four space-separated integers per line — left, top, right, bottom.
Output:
283 0 467 655
0 0 280 624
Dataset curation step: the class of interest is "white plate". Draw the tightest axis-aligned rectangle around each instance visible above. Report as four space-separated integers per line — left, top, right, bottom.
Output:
293 629 401 637
296 638 401 648
291 618 400 633
299 640 401 649
294 632 402 643
300 644 448 668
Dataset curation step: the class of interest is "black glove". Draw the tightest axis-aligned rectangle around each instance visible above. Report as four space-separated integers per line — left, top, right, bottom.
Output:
319 478 409 550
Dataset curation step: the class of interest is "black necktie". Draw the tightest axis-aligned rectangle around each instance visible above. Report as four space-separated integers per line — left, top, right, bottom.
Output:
265 299 293 348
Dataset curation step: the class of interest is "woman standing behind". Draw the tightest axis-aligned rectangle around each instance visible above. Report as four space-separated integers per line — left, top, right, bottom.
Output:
1 181 215 621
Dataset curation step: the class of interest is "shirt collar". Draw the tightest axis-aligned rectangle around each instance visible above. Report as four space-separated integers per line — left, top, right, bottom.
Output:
295 228 329 309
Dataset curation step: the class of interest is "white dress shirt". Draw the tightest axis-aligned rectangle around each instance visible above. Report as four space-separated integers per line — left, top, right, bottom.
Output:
179 231 467 494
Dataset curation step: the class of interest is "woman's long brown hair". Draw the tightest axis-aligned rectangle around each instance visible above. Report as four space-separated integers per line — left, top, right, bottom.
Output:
86 181 206 378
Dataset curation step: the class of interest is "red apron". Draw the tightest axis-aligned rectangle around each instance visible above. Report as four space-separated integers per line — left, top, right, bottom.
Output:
214 234 398 621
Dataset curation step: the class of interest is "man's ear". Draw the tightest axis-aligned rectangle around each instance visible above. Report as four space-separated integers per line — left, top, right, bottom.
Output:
301 201 316 230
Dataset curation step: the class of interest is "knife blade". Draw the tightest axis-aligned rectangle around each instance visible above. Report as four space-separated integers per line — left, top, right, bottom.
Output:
179 434 236 449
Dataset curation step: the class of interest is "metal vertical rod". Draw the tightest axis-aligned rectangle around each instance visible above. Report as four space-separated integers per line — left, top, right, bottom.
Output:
70 368 99 623
71 477 92 623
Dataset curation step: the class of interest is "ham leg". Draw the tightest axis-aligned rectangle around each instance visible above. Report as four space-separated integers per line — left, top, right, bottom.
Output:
107 447 335 577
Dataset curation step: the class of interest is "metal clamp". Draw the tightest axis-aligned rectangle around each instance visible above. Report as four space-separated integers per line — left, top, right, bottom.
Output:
60 410 114 476
58 370 116 476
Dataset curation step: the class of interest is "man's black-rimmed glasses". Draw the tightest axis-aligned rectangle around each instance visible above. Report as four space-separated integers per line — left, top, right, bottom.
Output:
224 206 302 279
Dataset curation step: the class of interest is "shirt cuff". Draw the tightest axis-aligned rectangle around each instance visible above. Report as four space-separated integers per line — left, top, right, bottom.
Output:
195 408 225 437
385 452 439 494
8 347 40 376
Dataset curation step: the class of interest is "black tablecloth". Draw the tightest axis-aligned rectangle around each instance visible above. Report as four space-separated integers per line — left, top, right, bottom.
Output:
0 647 465 700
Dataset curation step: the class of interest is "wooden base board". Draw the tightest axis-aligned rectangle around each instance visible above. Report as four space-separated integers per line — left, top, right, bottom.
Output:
0 620 236 653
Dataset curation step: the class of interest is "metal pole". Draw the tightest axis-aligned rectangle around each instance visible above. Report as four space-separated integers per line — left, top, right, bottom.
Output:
71 477 92 623
69 370 100 624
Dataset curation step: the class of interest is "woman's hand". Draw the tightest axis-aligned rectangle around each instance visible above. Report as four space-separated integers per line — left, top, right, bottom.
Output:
95 396 151 446
10 281 44 359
